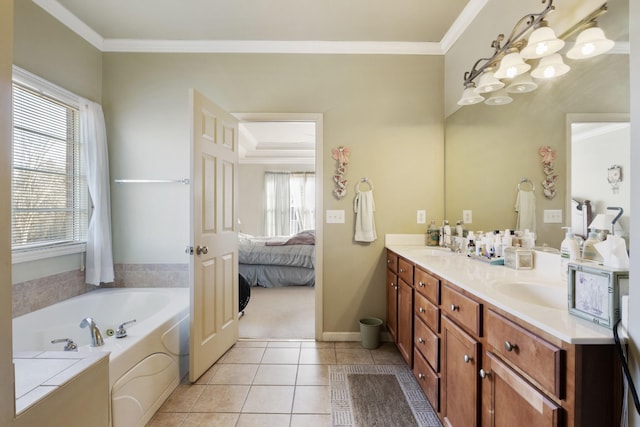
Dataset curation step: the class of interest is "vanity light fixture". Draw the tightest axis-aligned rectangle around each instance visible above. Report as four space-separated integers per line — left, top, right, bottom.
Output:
566 25 615 60
506 73 538 94
531 53 571 79
474 68 505 94
484 89 513 106
520 21 565 59
457 0 612 107
457 82 485 106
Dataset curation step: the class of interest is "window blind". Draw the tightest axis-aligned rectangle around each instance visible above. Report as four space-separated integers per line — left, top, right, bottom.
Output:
11 83 88 250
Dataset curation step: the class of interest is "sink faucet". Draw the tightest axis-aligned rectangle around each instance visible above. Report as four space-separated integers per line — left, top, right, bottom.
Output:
79 317 104 347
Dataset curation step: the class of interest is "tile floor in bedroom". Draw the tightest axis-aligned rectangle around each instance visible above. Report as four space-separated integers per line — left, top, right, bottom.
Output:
146 340 406 427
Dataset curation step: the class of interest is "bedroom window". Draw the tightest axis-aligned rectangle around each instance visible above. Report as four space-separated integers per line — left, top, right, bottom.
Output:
264 171 315 236
11 69 88 260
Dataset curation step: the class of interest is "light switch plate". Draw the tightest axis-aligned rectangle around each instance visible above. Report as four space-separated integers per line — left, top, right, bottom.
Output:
326 210 345 224
463 210 472 224
417 210 426 224
543 209 563 223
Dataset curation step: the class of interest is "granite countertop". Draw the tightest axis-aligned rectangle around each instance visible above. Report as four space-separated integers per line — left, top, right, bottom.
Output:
386 234 614 345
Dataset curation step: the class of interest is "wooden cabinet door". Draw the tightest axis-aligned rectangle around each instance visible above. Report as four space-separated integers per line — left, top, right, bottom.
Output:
386 269 398 342
397 278 414 366
442 315 479 427
481 351 562 427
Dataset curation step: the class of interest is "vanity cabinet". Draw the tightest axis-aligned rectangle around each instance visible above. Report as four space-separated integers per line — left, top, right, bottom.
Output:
385 251 413 366
384 249 620 427
442 315 480 427
481 351 562 427
413 267 441 411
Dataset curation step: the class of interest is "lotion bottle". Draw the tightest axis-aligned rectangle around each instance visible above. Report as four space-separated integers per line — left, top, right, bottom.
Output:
560 227 580 279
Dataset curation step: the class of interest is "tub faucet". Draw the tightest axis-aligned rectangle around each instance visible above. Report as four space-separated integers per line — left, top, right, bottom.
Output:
80 317 104 347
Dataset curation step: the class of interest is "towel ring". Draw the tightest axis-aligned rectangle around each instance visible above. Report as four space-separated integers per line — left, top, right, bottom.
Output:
355 178 374 193
518 177 535 191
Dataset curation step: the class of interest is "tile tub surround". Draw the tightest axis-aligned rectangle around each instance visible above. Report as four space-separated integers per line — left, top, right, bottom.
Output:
385 234 614 344
12 263 188 318
13 350 109 415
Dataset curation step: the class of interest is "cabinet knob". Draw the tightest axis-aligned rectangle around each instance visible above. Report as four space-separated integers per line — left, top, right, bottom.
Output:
419 307 425 313
464 354 473 363
504 341 518 352
418 337 424 344
400 268 405 273
418 373 425 380
387 259 391 264
418 281 425 287
389 281 395 288
479 369 490 379
450 304 459 312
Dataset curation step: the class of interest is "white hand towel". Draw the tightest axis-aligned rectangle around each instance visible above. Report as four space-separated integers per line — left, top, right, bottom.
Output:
515 190 536 232
354 190 377 242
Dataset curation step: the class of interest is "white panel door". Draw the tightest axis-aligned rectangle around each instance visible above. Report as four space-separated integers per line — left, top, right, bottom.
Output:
189 89 239 382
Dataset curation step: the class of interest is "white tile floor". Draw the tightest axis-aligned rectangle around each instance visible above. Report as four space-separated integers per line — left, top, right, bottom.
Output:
147 340 406 427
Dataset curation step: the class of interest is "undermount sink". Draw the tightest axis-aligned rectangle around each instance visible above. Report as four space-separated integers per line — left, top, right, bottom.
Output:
418 248 455 257
494 282 567 310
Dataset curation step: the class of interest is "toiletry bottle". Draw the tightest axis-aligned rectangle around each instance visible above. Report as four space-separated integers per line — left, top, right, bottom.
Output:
560 227 580 279
456 221 463 237
467 238 475 257
443 220 452 247
427 220 439 246
582 230 603 262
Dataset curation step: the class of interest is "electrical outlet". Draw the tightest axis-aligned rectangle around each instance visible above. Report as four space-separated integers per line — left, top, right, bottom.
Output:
543 209 563 223
326 210 345 224
463 210 472 224
417 210 426 224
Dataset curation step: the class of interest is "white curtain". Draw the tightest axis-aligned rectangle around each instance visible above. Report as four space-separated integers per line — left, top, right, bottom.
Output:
80 99 115 285
290 172 315 233
264 172 291 236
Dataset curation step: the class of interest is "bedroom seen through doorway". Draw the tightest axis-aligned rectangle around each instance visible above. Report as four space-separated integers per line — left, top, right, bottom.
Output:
236 117 322 340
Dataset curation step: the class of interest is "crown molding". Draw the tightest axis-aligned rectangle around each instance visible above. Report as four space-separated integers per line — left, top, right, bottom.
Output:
33 0 446 55
440 0 489 53
102 39 444 55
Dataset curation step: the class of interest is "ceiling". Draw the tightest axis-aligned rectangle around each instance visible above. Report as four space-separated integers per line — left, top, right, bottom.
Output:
33 0 479 165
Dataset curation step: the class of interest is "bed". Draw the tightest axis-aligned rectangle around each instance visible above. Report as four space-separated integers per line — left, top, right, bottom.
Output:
238 231 315 287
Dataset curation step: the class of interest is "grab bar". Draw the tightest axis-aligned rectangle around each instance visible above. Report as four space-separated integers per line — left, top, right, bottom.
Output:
114 179 189 184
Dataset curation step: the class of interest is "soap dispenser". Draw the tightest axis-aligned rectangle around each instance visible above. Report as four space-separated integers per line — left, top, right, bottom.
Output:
560 227 580 279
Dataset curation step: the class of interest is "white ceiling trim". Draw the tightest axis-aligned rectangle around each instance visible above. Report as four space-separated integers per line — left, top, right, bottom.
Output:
34 0 447 55
33 0 105 50
102 39 444 55
440 0 489 53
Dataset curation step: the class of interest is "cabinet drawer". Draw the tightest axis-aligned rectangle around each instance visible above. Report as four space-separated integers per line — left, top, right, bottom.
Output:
386 251 398 274
486 309 564 398
415 316 439 372
415 292 440 333
442 284 482 337
415 267 440 304
413 349 440 413
398 258 414 285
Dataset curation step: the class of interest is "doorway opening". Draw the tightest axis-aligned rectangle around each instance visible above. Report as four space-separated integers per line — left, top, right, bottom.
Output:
234 113 323 340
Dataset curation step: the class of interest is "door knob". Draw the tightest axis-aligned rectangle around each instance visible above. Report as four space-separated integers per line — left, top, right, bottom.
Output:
196 245 209 255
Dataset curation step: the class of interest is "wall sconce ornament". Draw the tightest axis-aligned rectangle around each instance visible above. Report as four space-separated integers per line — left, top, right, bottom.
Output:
457 0 613 107
331 146 351 199
607 165 622 194
539 145 558 199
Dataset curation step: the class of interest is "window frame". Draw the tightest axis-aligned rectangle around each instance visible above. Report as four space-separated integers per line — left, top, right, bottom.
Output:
11 66 88 264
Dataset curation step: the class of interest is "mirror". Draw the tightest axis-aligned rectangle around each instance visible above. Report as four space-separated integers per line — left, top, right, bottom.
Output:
444 1 629 249
568 115 630 244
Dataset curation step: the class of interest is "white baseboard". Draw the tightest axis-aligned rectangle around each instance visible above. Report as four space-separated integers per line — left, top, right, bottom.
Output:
321 331 393 343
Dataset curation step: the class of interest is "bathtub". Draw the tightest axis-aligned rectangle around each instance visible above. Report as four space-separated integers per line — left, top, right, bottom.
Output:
13 287 190 427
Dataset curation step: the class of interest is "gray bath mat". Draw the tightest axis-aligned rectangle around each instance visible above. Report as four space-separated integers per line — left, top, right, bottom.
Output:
329 365 442 427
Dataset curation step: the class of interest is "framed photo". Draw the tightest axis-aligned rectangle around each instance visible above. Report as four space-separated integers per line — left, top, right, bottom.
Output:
568 262 629 328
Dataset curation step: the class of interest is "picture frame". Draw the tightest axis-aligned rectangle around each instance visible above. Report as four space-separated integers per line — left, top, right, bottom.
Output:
567 262 629 328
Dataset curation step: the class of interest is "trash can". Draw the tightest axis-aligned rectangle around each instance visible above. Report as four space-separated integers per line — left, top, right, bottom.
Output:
359 317 383 349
